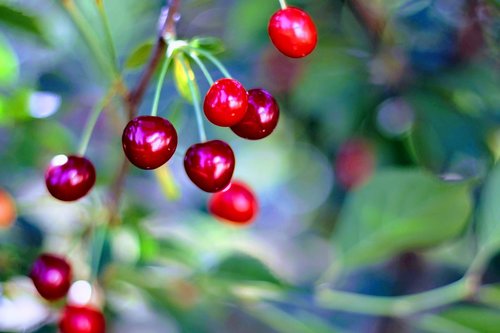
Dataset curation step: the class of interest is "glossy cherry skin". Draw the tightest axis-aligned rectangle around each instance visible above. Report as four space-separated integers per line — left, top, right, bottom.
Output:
268 7 318 58
231 89 280 140
45 155 96 201
208 181 259 225
184 140 235 192
29 254 72 301
122 116 178 170
203 78 248 127
335 138 375 190
59 305 106 333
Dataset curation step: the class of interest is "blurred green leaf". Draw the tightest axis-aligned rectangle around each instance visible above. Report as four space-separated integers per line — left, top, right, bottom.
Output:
153 165 181 201
90 225 112 279
0 88 32 125
333 169 472 269
0 35 18 86
477 163 500 251
173 53 199 104
124 40 154 69
437 306 500 333
189 37 225 54
0 3 48 44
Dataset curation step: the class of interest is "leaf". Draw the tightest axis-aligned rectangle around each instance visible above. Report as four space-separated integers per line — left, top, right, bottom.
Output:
0 88 32 125
189 37 225 54
0 3 48 44
478 163 500 251
90 226 112 279
333 169 472 269
124 40 154 69
153 165 181 201
173 53 199 104
437 306 500 333
0 35 18 86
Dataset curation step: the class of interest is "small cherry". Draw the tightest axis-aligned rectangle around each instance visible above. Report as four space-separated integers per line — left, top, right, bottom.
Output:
231 88 280 140
45 155 96 201
268 7 318 58
208 181 259 225
335 138 375 190
203 78 248 127
30 253 72 301
122 116 178 170
59 305 106 333
184 140 235 192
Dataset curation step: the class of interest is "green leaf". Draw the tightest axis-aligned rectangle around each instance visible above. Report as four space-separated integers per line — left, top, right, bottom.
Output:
173 53 199 104
333 169 472 269
478 163 500 251
153 165 181 201
0 3 48 44
189 37 225 54
437 306 500 333
0 88 32 125
124 40 154 69
0 35 18 86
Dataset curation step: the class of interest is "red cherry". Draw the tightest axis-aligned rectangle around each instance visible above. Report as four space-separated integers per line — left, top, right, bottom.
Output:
45 155 96 201
184 140 235 192
59 305 106 333
268 7 318 58
335 138 375 190
208 181 259 225
29 254 72 301
203 78 248 127
122 116 178 170
231 89 280 140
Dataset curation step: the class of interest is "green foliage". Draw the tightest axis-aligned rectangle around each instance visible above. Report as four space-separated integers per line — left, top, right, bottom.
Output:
189 37 225 55
0 3 48 44
124 40 154 69
334 169 472 268
0 35 18 86
173 53 199 104
478 163 500 252
437 306 500 333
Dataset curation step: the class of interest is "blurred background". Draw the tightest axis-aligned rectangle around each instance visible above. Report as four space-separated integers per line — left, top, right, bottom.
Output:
0 0 499 332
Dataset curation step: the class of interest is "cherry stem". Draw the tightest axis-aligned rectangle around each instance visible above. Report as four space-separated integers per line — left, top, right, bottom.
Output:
185 50 214 85
179 57 207 142
96 1 119 73
151 55 173 117
278 0 287 9
187 46 232 79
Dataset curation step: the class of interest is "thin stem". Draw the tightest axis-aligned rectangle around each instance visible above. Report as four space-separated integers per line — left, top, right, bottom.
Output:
278 0 287 9
90 223 108 282
179 56 207 142
78 87 116 156
417 314 478 333
151 55 173 117
96 1 119 72
186 46 232 79
184 50 214 85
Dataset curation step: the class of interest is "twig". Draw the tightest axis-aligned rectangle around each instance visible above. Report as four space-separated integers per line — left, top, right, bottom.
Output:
345 0 385 48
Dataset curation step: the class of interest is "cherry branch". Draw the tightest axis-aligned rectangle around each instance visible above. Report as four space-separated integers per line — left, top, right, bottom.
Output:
345 0 386 48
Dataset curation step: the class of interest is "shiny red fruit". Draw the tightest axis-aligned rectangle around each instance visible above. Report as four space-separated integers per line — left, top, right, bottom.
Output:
208 181 259 225
231 89 280 140
45 155 96 201
268 7 318 58
184 140 235 192
335 138 375 190
30 254 72 301
122 116 178 170
203 78 248 127
59 305 106 333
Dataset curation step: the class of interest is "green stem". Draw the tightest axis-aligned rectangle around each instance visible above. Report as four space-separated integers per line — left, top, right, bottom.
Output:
178 56 207 142
245 304 319 333
316 279 468 317
185 46 232 79
278 0 287 9
184 50 214 85
90 223 108 282
416 314 478 333
96 1 119 72
151 55 172 117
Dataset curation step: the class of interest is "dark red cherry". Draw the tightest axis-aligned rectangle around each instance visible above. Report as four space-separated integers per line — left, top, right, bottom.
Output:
29 253 72 301
335 138 375 190
59 305 106 333
45 155 96 201
208 181 259 225
184 140 235 192
122 116 178 170
231 89 280 140
203 78 248 127
268 7 318 58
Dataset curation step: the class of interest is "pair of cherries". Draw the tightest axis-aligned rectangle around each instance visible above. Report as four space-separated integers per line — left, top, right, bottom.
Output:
30 254 105 333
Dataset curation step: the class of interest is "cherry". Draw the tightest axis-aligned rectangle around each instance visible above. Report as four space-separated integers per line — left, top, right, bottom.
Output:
203 78 248 127
184 140 235 192
59 305 106 333
208 181 258 225
122 116 178 170
29 253 72 301
231 88 280 140
45 155 96 201
268 7 318 58
0 189 16 228
335 138 375 190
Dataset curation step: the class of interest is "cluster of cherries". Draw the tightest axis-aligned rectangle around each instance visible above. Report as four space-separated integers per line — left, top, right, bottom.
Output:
30 254 105 333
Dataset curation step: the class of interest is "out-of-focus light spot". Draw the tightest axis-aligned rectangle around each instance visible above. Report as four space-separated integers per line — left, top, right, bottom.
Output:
112 228 140 263
376 97 415 137
51 154 68 167
29 92 61 119
0 296 49 331
68 280 92 306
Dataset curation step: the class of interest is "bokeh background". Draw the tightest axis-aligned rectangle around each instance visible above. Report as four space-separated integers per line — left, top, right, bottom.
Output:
0 0 499 332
